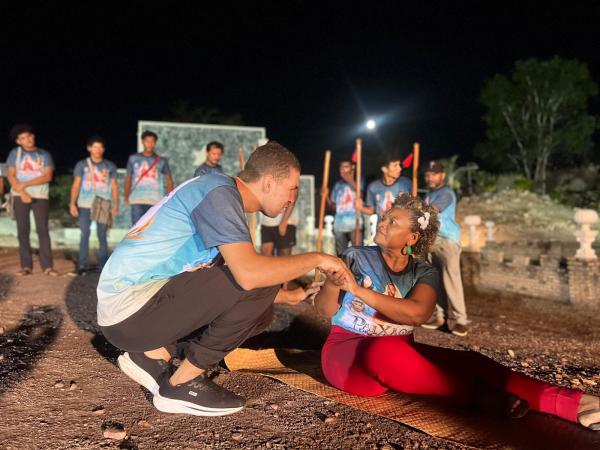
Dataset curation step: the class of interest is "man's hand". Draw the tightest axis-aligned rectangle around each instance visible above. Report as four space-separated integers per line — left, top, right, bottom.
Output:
278 220 288 237
275 281 324 305
124 196 129 205
12 181 24 191
316 254 347 275
69 204 79 218
20 191 32 204
354 198 363 210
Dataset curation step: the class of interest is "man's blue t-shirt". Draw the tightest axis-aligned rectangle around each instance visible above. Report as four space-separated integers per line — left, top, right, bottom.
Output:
331 246 441 337
331 180 362 233
73 159 117 208
97 173 251 326
425 186 461 244
365 177 412 217
6 147 54 199
126 153 172 205
194 163 224 178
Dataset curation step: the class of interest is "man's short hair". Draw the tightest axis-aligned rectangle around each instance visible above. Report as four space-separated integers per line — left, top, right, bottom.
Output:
206 141 224 152
380 152 401 168
239 141 300 182
141 130 158 141
10 123 35 142
87 135 106 147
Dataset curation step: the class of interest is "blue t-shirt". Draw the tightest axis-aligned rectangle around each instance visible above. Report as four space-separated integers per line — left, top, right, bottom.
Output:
365 177 412 217
194 163 224 178
73 159 117 208
331 246 441 337
331 180 362 233
425 186 461 244
97 173 251 326
126 153 172 205
6 147 54 199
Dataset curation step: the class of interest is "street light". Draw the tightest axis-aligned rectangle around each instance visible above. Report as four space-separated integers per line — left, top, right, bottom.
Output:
366 119 376 130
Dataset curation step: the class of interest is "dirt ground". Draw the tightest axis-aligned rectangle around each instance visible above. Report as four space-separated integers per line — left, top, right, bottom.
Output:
1 248 599 450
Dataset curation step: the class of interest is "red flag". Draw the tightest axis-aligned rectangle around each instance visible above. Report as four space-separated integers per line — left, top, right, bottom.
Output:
402 153 414 168
351 149 358 163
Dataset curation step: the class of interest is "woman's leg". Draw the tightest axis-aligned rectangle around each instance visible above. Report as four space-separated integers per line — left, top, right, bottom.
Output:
360 337 582 422
321 327 390 397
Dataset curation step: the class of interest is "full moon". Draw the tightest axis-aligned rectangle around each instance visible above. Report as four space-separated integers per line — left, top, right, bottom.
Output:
366 119 376 130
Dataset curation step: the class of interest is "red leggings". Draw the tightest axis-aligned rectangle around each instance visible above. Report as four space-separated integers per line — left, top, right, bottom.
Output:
321 326 582 422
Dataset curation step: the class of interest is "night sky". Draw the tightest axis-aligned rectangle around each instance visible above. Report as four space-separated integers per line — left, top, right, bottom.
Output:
2 3 599 181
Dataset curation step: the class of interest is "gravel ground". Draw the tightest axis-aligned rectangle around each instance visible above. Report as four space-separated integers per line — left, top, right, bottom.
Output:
0 248 599 449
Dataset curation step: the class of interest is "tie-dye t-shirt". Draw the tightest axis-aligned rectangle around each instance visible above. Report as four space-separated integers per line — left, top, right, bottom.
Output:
331 246 441 337
194 163 224 178
425 186 461 244
331 180 363 233
97 173 251 326
73 159 117 208
365 177 412 217
127 153 172 205
6 147 54 199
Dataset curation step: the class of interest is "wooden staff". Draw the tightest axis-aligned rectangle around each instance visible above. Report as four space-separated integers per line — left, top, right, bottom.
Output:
239 147 245 169
314 150 331 282
411 142 420 197
353 138 362 246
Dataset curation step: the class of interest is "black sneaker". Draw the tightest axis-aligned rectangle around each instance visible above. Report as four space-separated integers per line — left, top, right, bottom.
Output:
117 352 169 394
452 323 469 337
153 371 245 416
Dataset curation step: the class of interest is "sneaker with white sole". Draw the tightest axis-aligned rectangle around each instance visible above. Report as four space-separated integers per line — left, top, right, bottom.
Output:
153 371 245 416
117 351 169 394
452 323 469 337
421 316 445 330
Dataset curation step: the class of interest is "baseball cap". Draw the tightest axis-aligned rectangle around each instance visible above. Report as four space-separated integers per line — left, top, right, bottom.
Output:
424 160 444 173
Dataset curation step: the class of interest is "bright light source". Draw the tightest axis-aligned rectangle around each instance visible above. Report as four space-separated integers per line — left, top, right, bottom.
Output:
366 119 376 130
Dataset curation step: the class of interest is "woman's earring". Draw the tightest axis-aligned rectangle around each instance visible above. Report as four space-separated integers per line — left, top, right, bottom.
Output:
407 245 413 256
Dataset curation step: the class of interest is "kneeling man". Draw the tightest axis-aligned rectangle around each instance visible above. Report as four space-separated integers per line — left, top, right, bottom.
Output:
97 141 344 416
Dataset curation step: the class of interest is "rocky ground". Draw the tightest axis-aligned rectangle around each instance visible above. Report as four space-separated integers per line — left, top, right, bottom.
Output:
1 248 600 449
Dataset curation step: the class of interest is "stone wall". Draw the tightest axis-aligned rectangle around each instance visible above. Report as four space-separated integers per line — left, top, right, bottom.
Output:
462 243 599 306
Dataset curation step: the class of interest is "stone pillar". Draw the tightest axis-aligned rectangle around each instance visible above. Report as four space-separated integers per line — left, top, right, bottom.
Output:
464 215 482 252
573 209 598 261
567 257 600 306
323 215 335 255
484 221 496 243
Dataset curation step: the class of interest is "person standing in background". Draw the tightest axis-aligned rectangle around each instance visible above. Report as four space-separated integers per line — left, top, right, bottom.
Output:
68 136 119 275
194 141 224 178
422 160 469 337
6 123 57 276
124 131 174 225
330 160 363 256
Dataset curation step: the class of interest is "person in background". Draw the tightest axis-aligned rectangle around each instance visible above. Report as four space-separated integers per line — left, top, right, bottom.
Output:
124 131 174 225
68 136 119 275
194 141 224 178
330 160 362 256
260 198 312 304
6 123 57 276
356 153 412 219
422 160 469 337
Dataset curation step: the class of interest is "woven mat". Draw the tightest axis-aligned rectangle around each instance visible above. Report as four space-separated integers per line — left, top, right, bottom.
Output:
225 348 600 450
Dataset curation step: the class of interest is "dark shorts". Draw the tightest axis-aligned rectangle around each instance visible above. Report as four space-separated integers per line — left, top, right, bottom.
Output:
261 224 296 249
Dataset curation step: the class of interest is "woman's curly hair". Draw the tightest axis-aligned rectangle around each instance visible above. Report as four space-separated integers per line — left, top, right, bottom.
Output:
389 193 440 259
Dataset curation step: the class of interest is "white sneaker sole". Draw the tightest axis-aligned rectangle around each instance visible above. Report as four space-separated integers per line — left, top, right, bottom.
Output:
117 352 160 394
153 393 244 417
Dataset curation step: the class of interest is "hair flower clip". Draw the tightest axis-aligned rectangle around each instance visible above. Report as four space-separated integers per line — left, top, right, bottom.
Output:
418 212 430 230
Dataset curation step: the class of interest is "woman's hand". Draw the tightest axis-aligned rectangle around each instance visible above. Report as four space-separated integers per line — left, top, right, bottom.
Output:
326 265 360 296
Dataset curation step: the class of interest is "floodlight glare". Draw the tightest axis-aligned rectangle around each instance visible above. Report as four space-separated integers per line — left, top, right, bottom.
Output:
366 119 376 130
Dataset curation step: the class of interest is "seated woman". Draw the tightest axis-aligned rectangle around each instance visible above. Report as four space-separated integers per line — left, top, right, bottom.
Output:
314 194 599 430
